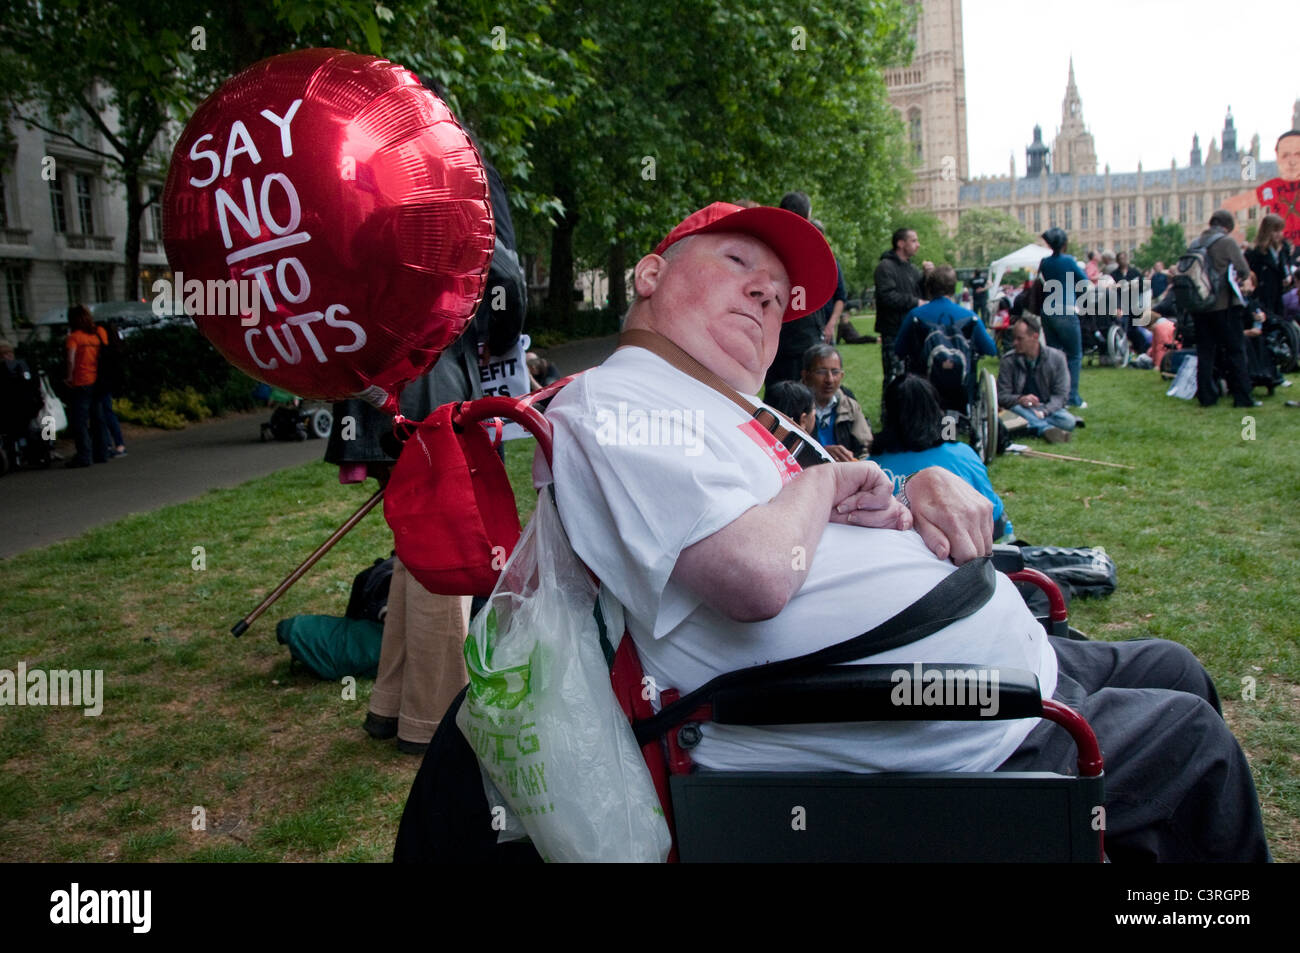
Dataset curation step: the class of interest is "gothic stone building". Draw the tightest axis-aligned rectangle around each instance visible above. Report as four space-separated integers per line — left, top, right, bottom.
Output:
959 64 1297 257
886 0 969 233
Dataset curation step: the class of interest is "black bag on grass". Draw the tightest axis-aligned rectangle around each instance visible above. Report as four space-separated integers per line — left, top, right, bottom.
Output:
346 556 395 623
276 615 383 680
1017 545 1117 599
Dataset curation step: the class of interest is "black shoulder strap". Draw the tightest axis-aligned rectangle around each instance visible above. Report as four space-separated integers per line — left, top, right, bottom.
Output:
633 556 996 744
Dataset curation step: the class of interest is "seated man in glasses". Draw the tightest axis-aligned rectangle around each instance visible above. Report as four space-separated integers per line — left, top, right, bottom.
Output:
543 202 1269 862
799 343 873 461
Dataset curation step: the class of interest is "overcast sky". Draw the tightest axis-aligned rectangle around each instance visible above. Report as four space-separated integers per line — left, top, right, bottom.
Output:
962 0 1300 178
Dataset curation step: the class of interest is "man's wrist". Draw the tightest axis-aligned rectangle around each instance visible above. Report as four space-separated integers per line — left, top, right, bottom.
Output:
894 473 911 509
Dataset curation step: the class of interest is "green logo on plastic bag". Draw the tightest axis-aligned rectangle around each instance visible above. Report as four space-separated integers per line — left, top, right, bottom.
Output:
464 606 532 709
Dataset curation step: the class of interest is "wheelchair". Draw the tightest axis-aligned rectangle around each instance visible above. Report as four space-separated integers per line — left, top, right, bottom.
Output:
895 335 1000 466
1079 307 1132 368
420 393 1105 864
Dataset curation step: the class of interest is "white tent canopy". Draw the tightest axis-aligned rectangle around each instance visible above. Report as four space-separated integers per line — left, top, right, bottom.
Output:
988 243 1051 292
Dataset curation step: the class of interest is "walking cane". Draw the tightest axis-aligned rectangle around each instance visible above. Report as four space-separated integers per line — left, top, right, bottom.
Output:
230 486 385 636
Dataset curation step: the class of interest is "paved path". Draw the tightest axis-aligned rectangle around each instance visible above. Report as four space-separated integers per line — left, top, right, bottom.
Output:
0 335 617 561
0 410 324 560
536 333 619 376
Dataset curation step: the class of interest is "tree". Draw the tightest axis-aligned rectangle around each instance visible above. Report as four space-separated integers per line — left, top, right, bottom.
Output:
509 0 916 331
0 0 393 300
1133 217 1186 271
953 208 1035 270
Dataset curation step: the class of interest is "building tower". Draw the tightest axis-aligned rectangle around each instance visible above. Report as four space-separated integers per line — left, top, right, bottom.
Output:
1221 107 1238 162
1190 133 1202 167
1026 125 1050 177
1052 58 1097 175
884 0 970 232
1293 98 1299 131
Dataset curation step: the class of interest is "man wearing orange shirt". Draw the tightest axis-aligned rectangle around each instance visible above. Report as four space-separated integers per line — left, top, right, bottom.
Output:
64 304 109 468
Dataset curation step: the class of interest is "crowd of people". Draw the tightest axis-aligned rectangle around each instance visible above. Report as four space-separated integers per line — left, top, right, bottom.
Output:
989 212 1298 409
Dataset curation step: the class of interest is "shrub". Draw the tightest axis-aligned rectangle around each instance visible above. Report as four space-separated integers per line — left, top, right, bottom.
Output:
114 397 189 430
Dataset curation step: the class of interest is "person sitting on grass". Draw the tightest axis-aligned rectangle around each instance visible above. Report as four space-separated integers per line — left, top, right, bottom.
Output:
997 314 1078 444
870 374 1011 541
799 343 873 461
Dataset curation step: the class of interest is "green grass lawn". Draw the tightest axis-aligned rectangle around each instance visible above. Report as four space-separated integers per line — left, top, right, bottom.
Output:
1 331 1297 861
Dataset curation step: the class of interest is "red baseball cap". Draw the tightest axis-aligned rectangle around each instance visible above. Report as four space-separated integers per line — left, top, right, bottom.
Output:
653 202 837 322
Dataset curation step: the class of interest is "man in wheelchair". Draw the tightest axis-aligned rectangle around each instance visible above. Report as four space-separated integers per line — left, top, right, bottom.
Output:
539 202 1269 862
892 263 999 413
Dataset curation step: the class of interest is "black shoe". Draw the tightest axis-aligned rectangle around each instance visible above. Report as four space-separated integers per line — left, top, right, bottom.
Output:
396 738 429 756
1234 400 1263 408
363 712 398 740
1073 418 1086 428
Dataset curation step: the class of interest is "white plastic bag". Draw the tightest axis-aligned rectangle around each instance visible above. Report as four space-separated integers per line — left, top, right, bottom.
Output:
456 488 671 863
39 374 67 432
1166 355 1197 400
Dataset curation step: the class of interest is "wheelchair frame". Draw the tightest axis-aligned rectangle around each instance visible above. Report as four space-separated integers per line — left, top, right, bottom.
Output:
452 392 1105 863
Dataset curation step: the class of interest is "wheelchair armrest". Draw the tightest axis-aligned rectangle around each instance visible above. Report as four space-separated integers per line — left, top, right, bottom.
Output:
991 543 1024 574
709 664 1043 726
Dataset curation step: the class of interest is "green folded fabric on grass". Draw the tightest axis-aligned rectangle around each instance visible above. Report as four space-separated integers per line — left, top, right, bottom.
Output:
275 615 384 680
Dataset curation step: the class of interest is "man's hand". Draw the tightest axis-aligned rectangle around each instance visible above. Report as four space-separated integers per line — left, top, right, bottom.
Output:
921 260 935 272
829 461 911 531
904 467 993 564
1017 395 1040 407
824 443 858 463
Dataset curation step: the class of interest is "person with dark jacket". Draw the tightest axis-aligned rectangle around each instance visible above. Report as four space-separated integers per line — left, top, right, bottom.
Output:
873 227 932 409
763 198 844 388
1191 210 1256 408
327 84 527 755
1244 213 1294 317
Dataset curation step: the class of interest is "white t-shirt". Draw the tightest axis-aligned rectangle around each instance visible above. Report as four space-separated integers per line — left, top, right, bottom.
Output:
546 346 1057 773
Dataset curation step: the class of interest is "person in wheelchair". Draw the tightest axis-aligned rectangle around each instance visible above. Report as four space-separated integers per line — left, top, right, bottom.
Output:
893 264 998 413
543 201 1269 862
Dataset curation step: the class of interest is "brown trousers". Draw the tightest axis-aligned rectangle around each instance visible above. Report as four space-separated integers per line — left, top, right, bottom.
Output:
368 557 470 744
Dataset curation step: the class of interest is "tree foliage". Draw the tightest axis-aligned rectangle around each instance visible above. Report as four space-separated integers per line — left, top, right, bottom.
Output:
0 0 394 300
953 208 1036 269
1133 217 1186 271
3 0 920 334
493 0 917 329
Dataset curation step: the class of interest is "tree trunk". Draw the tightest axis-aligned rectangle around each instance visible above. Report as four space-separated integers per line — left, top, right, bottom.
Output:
545 187 578 332
607 242 627 317
123 167 141 300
